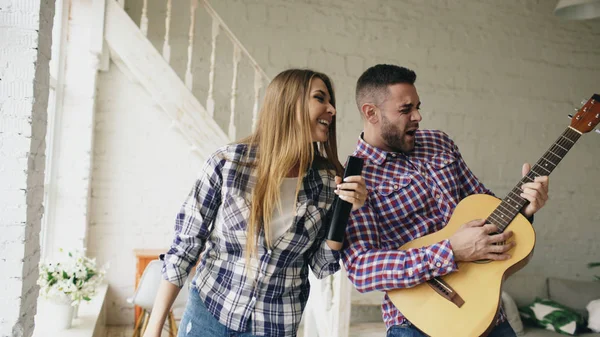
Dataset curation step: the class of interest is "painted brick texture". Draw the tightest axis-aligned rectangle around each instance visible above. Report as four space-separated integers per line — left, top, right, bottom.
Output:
0 0 54 336
90 61 205 325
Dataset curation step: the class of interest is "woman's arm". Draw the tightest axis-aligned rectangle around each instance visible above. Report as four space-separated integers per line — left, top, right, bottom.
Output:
144 149 225 335
141 280 181 337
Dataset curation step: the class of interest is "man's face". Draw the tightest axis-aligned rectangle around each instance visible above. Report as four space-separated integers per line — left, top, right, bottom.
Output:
377 83 422 153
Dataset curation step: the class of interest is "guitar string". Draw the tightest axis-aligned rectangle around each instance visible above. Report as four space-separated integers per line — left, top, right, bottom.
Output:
489 128 580 232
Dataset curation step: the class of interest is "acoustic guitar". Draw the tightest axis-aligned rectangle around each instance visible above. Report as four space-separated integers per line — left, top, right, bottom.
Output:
386 94 600 337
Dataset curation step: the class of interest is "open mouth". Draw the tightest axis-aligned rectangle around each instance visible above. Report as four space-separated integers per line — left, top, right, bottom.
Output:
406 129 417 136
318 119 330 127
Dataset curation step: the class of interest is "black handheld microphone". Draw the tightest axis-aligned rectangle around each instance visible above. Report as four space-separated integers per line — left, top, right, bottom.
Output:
327 156 364 243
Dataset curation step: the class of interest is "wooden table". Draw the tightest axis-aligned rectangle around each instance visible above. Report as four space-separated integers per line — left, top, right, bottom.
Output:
133 248 167 323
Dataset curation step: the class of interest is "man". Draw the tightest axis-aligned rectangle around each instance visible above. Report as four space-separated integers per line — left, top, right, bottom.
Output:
341 64 549 337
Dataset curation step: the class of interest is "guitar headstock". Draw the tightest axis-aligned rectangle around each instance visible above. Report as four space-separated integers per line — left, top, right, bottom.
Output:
570 94 600 134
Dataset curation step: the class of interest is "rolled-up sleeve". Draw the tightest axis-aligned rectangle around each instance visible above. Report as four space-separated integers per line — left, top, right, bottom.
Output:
162 150 224 287
307 207 341 279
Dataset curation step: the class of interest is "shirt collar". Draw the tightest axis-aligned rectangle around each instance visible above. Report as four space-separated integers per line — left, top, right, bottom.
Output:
354 132 421 165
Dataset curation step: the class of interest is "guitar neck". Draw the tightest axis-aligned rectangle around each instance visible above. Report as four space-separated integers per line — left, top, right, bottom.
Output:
488 127 582 232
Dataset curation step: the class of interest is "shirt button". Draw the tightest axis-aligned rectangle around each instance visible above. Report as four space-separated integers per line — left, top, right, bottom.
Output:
444 160 449 164
296 202 302 207
391 153 397 157
393 184 399 190
267 249 272 255
436 194 441 199
408 270 414 276
435 262 442 268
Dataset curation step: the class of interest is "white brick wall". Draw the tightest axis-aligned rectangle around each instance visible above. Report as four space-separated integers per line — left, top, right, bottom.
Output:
89 61 204 325
0 0 55 336
93 0 600 324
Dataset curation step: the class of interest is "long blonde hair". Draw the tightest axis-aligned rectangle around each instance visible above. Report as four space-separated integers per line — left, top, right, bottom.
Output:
239 69 343 261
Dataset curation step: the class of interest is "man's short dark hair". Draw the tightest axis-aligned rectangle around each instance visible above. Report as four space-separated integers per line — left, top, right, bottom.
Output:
355 64 417 109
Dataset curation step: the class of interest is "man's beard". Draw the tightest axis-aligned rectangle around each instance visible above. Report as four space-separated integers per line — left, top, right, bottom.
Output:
381 115 415 154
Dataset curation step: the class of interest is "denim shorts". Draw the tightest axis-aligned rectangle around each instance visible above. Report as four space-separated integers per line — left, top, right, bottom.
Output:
177 286 258 337
386 320 516 337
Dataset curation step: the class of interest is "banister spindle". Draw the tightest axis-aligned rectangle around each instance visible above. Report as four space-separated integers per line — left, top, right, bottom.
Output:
162 0 172 63
206 17 220 117
228 45 241 140
184 0 198 90
140 0 148 36
252 68 262 131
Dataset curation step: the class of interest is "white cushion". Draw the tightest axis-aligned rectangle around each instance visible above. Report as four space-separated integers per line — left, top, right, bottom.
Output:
502 291 525 336
587 299 600 333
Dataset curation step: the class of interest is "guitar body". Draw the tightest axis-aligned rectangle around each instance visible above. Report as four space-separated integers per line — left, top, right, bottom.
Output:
386 194 536 337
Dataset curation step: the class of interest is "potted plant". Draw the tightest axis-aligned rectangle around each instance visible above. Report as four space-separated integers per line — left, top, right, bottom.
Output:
37 249 106 330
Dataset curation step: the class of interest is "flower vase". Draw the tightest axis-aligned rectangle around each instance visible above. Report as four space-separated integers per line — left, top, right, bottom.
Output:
44 300 74 330
72 303 79 319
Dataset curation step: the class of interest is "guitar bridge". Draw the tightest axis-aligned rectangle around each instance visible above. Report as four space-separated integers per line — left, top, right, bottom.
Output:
427 278 465 308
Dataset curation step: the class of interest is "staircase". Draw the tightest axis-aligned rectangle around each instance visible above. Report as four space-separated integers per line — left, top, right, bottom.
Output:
102 0 386 335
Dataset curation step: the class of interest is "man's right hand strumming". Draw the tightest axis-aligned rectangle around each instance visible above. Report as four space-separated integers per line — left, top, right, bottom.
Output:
449 219 515 262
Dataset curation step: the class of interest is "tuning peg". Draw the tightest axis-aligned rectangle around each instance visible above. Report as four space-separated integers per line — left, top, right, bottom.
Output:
595 129 600 134
568 114 573 119
581 99 588 105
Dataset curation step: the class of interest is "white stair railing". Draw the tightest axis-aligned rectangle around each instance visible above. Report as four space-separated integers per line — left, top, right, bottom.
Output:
105 0 229 158
132 0 270 141
201 0 269 133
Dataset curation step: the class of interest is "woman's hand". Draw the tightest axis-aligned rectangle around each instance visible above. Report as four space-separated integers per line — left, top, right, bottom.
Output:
334 175 367 211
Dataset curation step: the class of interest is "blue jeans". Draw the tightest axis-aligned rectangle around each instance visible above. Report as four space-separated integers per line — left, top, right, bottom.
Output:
386 320 516 337
177 287 258 337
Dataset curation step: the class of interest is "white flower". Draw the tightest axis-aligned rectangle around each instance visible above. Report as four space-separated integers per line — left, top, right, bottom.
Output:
75 268 87 279
37 249 108 306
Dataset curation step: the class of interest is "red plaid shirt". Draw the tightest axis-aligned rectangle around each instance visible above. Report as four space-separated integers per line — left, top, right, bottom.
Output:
342 130 506 329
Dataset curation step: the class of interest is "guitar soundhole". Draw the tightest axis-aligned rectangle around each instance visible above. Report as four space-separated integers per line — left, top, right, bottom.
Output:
473 259 492 264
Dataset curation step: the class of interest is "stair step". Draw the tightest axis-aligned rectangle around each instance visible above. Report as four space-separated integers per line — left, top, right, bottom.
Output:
350 304 382 324
351 287 384 306
349 322 388 336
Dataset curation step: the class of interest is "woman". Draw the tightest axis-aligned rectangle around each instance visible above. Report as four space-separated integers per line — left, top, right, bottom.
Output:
143 69 367 337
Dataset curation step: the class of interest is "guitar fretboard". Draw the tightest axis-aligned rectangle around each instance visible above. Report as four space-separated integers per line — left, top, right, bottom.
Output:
488 127 581 231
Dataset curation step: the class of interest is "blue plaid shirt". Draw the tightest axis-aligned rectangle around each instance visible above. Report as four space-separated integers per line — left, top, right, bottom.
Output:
162 144 341 336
